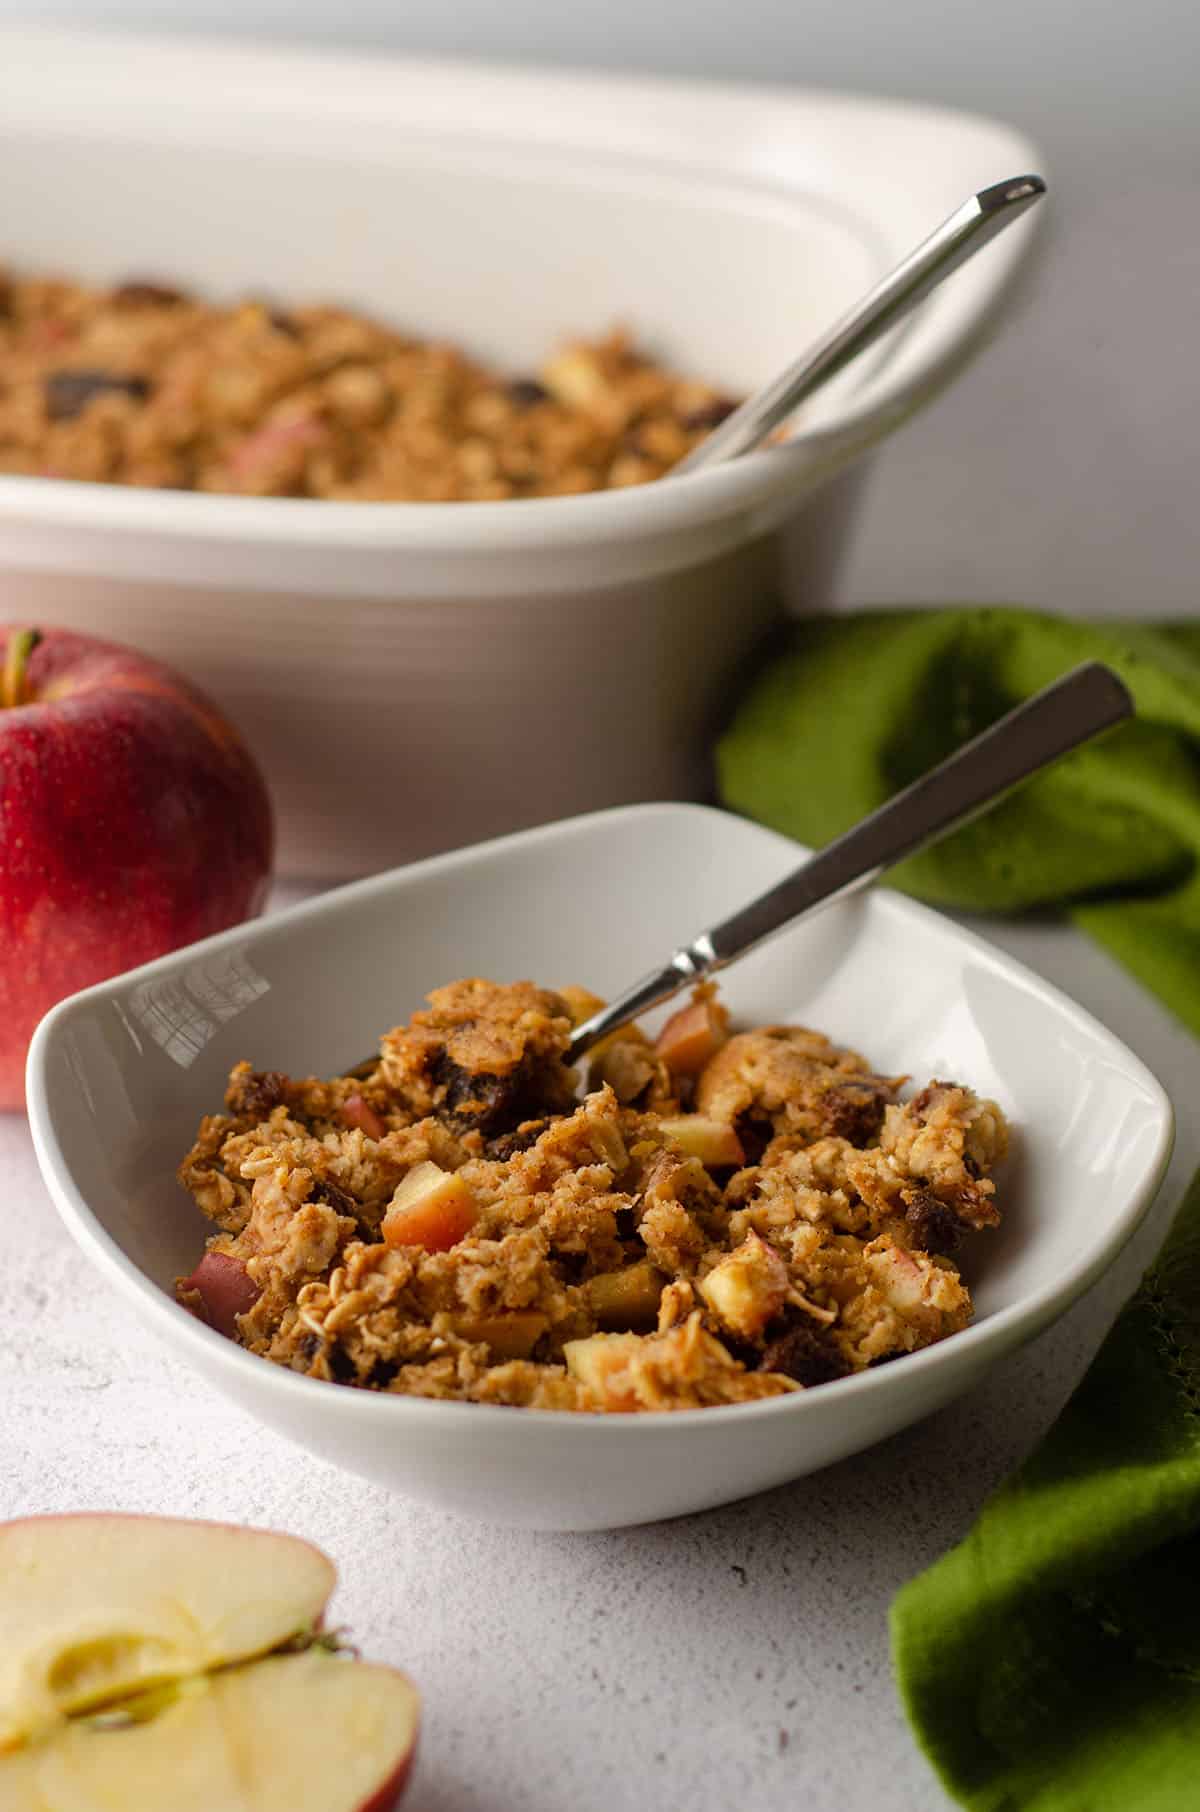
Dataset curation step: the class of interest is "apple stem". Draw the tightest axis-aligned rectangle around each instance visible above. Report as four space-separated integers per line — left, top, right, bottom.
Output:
1 627 42 709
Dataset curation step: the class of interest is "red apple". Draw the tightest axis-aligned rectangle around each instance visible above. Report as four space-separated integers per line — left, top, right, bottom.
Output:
0 625 273 1109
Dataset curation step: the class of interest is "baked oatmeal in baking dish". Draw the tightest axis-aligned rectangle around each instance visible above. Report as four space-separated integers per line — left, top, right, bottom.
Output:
0 266 736 499
176 980 1010 1413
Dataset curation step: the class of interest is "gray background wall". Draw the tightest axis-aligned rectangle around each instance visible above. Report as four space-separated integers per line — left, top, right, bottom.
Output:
6 0 1198 616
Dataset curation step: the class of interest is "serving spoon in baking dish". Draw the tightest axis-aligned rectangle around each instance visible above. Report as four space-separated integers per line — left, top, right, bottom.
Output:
563 660 1130 1063
673 173 1046 476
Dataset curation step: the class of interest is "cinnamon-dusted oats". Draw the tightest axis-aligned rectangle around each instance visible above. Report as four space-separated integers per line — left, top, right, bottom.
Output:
0 266 737 499
176 979 1010 1412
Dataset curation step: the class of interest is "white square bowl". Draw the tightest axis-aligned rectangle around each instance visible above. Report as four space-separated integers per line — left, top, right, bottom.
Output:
0 29 1042 876
27 805 1172 1531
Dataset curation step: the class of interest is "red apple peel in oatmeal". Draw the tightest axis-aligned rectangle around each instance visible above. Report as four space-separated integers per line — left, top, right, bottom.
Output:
176 979 1009 1411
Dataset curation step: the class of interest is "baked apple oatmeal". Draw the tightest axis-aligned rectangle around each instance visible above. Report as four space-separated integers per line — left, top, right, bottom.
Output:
176 980 1010 1413
0 266 736 499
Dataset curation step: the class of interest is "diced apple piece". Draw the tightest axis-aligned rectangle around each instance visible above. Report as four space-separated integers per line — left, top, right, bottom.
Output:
340 1094 387 1140
1 1647 418 1812
656 1115 744 1170
559 984 648 1072
178 1251 260 1338
653 997 729 1077
382 1163 477 1252
0 1516 335 1754
451 1311 549 1360
558 985 606 1027
699 1233 789 1340
563 1332 644 1411
585 1260 664 1330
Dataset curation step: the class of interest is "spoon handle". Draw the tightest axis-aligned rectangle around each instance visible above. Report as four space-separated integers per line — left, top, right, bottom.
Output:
566 660 1132 1062
673 174 1047 477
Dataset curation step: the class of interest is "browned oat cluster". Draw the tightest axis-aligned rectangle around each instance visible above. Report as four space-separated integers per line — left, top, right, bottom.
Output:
0 266 736 499
176 980 1010 1413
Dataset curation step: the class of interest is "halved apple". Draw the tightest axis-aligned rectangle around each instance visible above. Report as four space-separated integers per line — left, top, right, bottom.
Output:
655 1115 744 1170
382 1162 477 1252
0 1516 334 1754
1 1647 418 1812
0 1516 419 1811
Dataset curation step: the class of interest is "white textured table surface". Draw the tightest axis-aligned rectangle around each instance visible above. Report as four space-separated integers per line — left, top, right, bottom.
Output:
4 891 1196 1812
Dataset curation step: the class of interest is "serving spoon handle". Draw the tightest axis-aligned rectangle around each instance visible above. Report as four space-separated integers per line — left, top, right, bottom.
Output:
673 174 1046 476
565 661 1132 1063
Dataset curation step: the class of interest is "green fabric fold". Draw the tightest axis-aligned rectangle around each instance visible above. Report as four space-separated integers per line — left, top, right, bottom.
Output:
717 604 1200 1805
890 1170 1200 1812
716 608 1200 1036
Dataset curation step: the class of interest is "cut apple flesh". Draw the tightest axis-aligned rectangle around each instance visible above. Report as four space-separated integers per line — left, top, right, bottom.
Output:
450 1310 549 1360
656 1115 744 1170
586 1260 664 1330
0 1517 334 1754
0 1648 419 1812
382 1162 477 1252
699 1233 789 1340
653 999 728 1077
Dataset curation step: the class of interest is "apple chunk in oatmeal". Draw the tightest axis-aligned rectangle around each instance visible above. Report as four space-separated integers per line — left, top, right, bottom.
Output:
176 979 1009 1412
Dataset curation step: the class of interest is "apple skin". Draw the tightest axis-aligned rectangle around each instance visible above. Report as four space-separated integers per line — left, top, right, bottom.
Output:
360 1743 418 1812
0 625 273 1109
181 1251 262 1337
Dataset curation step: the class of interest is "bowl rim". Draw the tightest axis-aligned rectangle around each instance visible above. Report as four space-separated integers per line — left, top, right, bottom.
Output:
0 26 1044 558
26 801 1175 1439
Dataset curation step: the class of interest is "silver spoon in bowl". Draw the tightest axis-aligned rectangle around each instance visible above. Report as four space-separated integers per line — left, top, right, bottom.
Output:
347 661 1131 1079
565 661 1131 1063
673 173 1046 477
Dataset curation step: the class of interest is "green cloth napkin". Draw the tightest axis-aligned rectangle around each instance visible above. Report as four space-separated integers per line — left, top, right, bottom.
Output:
717 604 1200 1807
892 1169 1200 1812
716 607 1200 1037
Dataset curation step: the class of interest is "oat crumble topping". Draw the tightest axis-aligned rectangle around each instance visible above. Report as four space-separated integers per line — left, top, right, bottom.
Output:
0 267 737 499
175 979 1010 1413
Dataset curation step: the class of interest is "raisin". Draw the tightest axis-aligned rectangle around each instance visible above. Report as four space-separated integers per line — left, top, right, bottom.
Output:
226 1068 290 1121
614 1205 640 1241
44 369 151 421
327 1345 359 1384
759 1321 850 1388
820 1081 891 1144
734 1112 775 1166
430 1050 548 1137
367 1358 399 1389
508 377 550 408
111 280 184 308
309 1175 358 1217
485 1120 550 1161
903 1189 962 1256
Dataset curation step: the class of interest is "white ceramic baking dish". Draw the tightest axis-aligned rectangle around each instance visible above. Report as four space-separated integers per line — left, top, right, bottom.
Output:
0 30 1041 877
